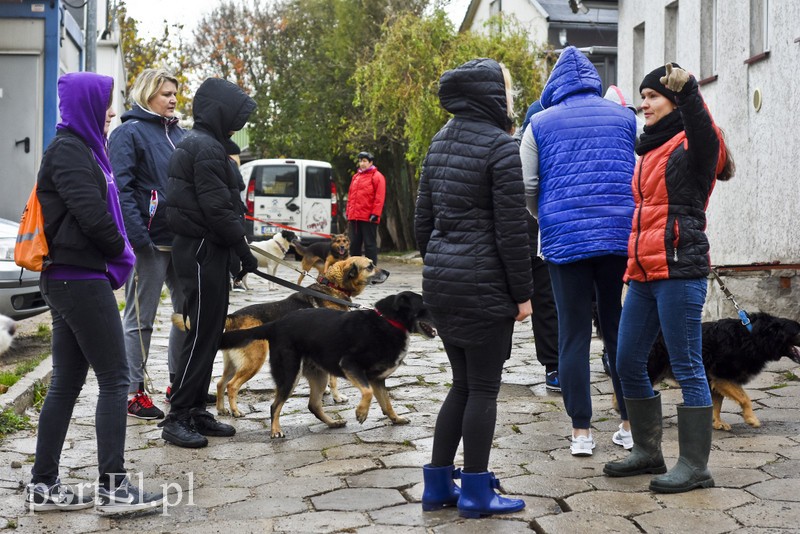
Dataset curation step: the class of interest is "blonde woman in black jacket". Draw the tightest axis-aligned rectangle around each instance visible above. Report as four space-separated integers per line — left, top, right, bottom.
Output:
415 58 532 519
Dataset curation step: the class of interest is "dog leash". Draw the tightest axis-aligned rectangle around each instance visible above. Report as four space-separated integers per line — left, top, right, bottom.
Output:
711 269 752 332
234 268 365 309
245 215 332 238
249 245 311 280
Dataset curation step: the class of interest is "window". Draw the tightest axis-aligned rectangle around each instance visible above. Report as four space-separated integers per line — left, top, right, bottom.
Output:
700 0 717 80
255 166 298 197
305 167 331 199
747 0 770 63
633 22 646 102
664 2 679 63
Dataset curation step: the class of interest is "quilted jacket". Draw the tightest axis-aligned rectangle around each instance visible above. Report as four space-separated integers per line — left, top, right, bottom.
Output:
166 78 255 247
526 46 636 264
415 58 532 345
625 76 727 282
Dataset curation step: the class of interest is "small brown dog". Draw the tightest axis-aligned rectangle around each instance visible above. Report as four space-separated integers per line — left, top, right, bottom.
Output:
195 257 389 418
293 233 350 284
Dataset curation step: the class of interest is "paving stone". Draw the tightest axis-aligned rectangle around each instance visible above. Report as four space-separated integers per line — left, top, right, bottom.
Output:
273 510 370 533
182 486 250 508
346 467 421 488
260 475 345 498
746 478 800 501
534 511 640 533
432 516 531 533
355 525 428 534
356 424 433 444
520 458 604 480
292 457 379 478
565 490 660 515
502 473 593 499
634 507 741 534
710 467 772 488
210 495 307 519
655 487 756 510
369 502 456 527
310 487 406 511
714 434 798 453
380 449 433 469
14 508 113 532
325 442 410 462
707 450 777 469
760 458 800 478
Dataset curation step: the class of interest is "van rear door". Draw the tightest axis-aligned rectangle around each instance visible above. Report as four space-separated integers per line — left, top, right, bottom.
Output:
250 163 301 239
301 164 333 238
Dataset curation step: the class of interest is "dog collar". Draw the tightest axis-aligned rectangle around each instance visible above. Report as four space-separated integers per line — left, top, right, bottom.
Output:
374 308 407 332
276 241 288 255
317 276 353 297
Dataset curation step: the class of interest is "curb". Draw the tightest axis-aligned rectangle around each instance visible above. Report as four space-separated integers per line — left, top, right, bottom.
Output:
0 355 52 415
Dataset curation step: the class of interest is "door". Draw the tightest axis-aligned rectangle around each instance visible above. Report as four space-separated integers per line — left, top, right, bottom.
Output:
302 165 332 236
251 164 301 237
0 54 41 222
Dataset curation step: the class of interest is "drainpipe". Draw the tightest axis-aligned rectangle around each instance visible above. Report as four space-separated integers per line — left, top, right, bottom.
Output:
86 0 97 72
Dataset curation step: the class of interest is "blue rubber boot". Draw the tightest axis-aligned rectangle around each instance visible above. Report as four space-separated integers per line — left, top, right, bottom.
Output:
421 464 461 511
457 471 525 519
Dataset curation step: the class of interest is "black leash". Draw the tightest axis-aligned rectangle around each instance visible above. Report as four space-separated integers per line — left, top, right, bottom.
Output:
710 269 752 332
234 268 364 309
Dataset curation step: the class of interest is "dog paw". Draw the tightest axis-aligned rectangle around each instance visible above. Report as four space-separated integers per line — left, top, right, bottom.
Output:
327 419 347 429
332 393 348 404
270 431 286 439
713 420 731 431
355 407 370 424
218 407 229 416
745 416 761 428
391 416 410 425
232 410 244 418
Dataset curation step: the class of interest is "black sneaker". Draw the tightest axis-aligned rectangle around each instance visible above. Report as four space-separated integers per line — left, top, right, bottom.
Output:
158 415 208 448
127 391 165 420
25 479 94 512
191 409 236 437
545 370 561 392
95 476 165 514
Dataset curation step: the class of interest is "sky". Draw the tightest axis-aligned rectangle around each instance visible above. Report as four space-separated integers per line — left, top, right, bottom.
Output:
125 0 471 41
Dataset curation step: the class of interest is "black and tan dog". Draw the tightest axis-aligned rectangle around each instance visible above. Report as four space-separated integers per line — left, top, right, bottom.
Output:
620 313 800 430
293 233 350 284
213 256 388 418
218 291 436 438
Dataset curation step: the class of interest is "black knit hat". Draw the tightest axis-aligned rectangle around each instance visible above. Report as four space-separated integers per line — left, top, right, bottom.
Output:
639 62 682 102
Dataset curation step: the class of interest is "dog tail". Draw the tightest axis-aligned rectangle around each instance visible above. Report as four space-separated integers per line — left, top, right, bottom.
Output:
219 323 273 349
291 239 308 256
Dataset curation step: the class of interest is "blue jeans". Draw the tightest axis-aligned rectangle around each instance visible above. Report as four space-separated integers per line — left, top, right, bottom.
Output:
548 255 628 428
33 277 130 487
616 278 712 406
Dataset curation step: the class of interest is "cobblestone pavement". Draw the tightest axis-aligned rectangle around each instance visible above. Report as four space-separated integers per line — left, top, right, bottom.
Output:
1 258 799 532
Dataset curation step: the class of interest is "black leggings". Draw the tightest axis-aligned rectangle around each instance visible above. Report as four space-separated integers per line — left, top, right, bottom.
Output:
431 320 514 473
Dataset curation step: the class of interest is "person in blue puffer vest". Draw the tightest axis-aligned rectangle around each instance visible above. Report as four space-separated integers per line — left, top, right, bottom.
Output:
520 46 636 457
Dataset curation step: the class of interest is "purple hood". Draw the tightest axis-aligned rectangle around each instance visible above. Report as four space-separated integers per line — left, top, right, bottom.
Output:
56 72 114 176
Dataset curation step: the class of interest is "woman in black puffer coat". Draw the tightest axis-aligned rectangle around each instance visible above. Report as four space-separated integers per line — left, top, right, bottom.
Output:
415 58 532 519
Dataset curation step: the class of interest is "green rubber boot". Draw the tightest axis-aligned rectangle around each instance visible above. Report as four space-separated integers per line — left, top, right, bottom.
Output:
649 404 714 493
603 393 667 477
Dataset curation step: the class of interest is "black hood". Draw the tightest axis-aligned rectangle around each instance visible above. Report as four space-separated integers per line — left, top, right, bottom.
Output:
437 58 512 131
192 78 256 142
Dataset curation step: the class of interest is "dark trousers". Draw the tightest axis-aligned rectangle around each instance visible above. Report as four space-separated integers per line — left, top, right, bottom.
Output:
349 220 378 264
530 255 558 370
169 236 230 416
548 255 628 427
431 320 514 473
33 278 130 488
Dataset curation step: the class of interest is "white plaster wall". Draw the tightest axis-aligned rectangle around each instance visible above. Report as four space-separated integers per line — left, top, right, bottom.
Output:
618 0 800 267
466 0 549 46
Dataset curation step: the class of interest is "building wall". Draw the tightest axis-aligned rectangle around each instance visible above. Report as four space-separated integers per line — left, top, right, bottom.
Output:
465 0 549 46
618 0 800 320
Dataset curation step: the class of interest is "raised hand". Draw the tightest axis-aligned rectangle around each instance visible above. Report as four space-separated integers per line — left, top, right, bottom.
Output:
660 63 690 93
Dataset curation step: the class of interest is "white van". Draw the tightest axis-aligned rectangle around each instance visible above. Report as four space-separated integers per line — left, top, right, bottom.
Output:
240 158 338 246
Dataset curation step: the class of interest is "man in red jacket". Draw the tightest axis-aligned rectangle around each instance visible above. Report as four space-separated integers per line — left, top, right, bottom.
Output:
346 151 386 264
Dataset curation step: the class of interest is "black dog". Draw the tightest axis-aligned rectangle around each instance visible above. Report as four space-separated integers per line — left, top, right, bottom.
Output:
219 291 436 438
647 312 800 430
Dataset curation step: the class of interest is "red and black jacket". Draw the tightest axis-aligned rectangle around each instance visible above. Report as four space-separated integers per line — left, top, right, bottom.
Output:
625 78 727 283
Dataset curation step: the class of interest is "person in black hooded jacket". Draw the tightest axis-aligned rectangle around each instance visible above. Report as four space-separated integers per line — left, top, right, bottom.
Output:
158 77 258 449
415 58 532 519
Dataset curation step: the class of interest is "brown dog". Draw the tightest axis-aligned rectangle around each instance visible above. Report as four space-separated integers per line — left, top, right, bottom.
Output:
212 256 388 417
293 234 350 284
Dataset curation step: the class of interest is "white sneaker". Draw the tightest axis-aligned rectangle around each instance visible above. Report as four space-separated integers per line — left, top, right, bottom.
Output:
570 434 596 456
612 424 634 450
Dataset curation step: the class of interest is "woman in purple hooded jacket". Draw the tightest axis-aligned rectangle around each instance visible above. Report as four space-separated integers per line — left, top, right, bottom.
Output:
26 72 164 513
